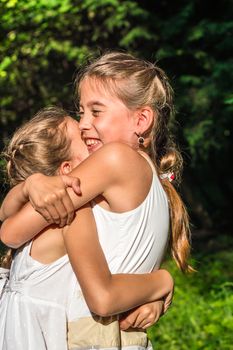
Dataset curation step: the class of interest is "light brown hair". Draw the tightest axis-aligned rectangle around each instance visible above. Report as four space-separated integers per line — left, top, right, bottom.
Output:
76 51 193 272
0 106 73 268
3 106 72 187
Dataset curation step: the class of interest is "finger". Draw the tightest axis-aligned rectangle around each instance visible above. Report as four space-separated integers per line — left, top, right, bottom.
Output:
119 312 138 330
119 319 132 331
45 205 63 226
61 193 75 225
141 322 155 330
38 197 66 226
71 178 82 195
41 190 71 226
164 301 172 313
123 311 141 329
164 295 172 312
135 302 164 329
61 176 82 195
53 201 69 227
131 313 148 329
35 207 53 224
136 314 159 329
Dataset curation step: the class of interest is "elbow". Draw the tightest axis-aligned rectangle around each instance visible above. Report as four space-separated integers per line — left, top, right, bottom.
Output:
85 290 115 317
160 269 174 294
1 235 20 249
0 221 21 248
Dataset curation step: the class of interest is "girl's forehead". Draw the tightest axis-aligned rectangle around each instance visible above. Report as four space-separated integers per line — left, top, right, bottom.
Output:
80 76 119 96
79 78 128 110
80 77 103 92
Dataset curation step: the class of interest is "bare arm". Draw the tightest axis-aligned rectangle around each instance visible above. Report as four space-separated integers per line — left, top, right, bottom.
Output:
0 182 44 245
62 204 173 317
1 143 148 247
0 174 82 224
0 183 28 221
0 202 46 247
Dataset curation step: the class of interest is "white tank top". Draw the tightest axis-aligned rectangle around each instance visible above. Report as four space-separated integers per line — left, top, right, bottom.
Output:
92 156 170 274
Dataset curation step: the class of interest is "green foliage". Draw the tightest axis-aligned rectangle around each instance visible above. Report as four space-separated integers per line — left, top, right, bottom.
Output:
147 244 233 349
0 0 154 163
0 0 151 126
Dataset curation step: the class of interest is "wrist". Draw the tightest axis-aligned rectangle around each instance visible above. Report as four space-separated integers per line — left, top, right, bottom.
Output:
23 173 42 201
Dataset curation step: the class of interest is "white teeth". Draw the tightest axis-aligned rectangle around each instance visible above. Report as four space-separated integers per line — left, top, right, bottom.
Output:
85 139 99 146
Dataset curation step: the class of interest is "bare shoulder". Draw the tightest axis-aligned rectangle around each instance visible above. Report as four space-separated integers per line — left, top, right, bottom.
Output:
90 142 152 179
92 142 141 165
70 142 142 182
74 142 152 188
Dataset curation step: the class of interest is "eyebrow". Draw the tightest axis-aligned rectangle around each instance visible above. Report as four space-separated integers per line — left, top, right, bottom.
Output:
79 101 106 108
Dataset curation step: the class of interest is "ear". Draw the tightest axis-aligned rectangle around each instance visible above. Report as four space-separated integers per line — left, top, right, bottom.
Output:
59 161 72 175
135 106 155 134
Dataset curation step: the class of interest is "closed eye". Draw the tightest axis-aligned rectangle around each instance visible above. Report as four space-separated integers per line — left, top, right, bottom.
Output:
92 110 102 116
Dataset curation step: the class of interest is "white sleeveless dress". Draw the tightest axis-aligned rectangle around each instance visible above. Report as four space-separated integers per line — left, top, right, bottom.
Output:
0 243 76 350
67 158 170 350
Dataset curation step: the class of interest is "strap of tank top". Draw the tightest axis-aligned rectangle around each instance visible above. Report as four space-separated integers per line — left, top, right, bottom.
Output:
138 151 157 174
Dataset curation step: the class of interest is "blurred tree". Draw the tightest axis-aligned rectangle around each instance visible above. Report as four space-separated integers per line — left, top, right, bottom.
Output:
0 0 232 231
0 0 151 133
141 0 233 231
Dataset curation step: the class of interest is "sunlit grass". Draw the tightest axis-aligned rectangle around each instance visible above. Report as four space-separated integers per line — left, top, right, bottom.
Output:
147 236 233 350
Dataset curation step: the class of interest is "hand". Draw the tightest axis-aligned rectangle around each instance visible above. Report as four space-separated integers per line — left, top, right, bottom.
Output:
119 300 164 331
23 173 81 227
163 284 173 313
150 268 174 313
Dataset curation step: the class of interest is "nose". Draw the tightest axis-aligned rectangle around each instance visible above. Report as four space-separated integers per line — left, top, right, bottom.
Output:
79 113 92 131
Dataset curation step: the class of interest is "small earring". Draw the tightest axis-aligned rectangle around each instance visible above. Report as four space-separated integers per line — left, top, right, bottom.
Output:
135 132 145 145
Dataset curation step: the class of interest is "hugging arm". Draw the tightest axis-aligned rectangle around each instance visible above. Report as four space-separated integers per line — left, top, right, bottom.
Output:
0 203 48 248
1 144 122 229
0 183 29 221
0 174 81 225
62 204 173 319
0 143 143 247
0 145 111 247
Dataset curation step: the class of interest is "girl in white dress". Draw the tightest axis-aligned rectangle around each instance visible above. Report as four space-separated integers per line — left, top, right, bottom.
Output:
0 107 173 350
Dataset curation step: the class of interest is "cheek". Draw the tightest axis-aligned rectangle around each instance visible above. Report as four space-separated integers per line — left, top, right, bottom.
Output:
79 143 89 160
95 116 122 132
71 140 89 162
91 119 110 138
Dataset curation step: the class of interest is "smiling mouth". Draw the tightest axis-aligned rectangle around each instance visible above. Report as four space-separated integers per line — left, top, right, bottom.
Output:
85 138 100 146
83 138 103 153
